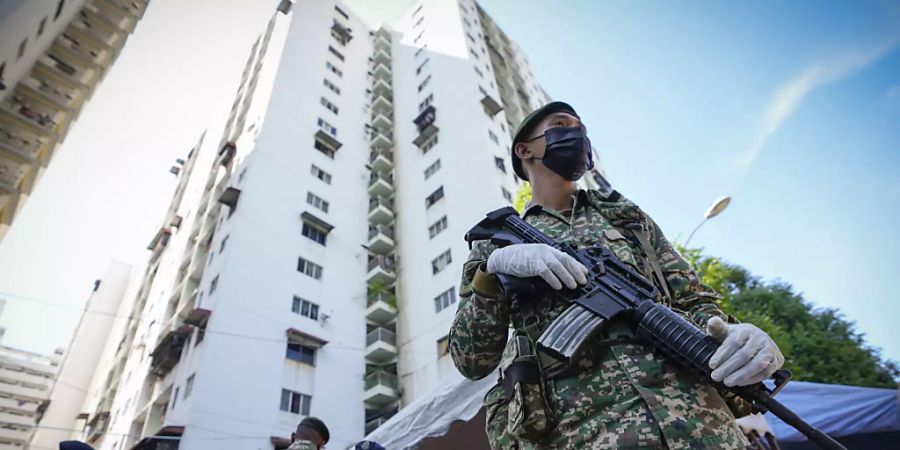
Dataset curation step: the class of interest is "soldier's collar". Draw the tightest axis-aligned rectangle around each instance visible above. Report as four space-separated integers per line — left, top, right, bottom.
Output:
521 189 590 219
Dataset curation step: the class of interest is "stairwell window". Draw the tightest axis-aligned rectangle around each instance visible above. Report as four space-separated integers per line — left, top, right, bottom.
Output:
310 164 332 184
320 97 339 115
185 374 195 398
425 186 444 209
421 134 438 153
417 75 431 93
488 130 500 145
326 61 342 77
424 159 441 179
297 257 323 280
416 58 429 75
306 192 329 213
431 249 452 274
323 78 340 95
292 296 319 320
419 93 434 112
280 389 312 415
328 46 344 61
209 275 219 294
415 46 427 58
434 286 456 312
494 156 506 173
54 0 65 20
413 30 425 45
428 216 448 238
502 187 512 203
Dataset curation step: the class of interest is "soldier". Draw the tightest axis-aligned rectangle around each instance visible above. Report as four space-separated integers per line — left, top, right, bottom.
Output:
287 416 330 450
449 102 785 449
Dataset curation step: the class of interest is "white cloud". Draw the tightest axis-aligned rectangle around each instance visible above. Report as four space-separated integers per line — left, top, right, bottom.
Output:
737 37 900 167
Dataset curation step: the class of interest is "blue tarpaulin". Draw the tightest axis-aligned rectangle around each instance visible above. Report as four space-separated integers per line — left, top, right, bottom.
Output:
765 380 899 441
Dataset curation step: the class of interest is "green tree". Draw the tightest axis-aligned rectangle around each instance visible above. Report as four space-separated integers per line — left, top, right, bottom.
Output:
680 246 899 388
513 182 532 213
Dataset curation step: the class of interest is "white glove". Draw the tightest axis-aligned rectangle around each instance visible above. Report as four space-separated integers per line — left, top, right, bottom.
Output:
707 316 784 387
486 243 589 290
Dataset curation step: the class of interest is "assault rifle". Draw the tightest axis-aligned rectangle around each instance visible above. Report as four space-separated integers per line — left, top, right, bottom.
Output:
465 206 846 450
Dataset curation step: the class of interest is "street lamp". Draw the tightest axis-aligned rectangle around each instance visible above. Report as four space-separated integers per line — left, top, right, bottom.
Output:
683 196 731 247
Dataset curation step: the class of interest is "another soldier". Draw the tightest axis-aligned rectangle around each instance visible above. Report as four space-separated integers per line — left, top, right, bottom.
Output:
449 102 784 449
287 416 330 450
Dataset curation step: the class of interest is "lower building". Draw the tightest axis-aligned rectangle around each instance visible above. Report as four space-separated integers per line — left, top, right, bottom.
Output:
0 344 62 448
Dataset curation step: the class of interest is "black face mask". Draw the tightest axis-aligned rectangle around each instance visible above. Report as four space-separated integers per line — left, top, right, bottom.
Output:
526 126 594 181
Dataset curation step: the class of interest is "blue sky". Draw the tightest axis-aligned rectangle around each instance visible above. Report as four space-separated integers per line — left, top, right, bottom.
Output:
0 0 897 369
477 0 900 362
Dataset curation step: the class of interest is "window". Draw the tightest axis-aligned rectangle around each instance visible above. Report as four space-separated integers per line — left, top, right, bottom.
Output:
417 75 431 92
465 32 476 45
323 78 340 95
326 61 342 77
502 187 512 203
297 257 323 280
414 16 424 28
220 235 231 253
413 4 423 16
413 31 425 45
185 374 195 398
433 287 456 312
302 222 327 245
238 167 248 182
334 5 349 19
207 251 215 266
38 17 47 37
17 38 27 60
424 159 441 179
474 66 483 78
316 117 337 136
320 97 339 114
209 275 219 294
54 0 65 20
469 49 479 61
421 134 439 153
431 249 452 274
171 387 179 410
327 46 344 61
425 186 444 208
286 343 317 365
310 164 332 184
314 140 335 159
437 335 450 357
416 58 430 75
291 296 319 320
419 94 434 112
280 389 312 415
428 216 448 238
494 156 506 173
462 17 471 28
306 192 330 213
415 46 427 58
488 130 500 145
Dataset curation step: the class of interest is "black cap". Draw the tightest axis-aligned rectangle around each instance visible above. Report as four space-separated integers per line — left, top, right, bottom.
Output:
299 417 330 444
511 101 580 181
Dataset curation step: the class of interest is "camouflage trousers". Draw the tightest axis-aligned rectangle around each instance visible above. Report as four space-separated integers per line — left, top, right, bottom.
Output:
484 342 749 450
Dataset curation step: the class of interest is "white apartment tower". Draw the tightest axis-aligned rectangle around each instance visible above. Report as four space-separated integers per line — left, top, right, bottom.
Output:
0 344 63 448
0 0 148 241
71 1 609 449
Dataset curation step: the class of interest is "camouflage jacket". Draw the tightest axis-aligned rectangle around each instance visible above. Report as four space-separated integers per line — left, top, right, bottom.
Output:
449 189 748 450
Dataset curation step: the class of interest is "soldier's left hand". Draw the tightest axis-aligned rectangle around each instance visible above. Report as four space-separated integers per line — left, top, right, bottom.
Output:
706 317 785 387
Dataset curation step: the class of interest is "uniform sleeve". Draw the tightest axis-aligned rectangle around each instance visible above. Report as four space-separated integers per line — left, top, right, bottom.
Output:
448 240 511 380
646 216 730 328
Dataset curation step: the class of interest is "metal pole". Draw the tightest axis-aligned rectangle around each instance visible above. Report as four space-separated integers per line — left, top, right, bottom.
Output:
683 217 707 248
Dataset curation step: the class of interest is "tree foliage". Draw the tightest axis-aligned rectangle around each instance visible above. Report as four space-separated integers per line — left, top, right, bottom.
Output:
680 247 899 388
513 182 532 213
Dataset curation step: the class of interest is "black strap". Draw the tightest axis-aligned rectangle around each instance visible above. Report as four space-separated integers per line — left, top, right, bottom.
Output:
501 360 542 401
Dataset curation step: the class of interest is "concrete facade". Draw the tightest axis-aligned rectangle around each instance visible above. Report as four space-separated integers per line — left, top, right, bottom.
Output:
0 344 62 448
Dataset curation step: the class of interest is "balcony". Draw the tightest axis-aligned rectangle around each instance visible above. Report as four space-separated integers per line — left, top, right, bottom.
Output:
365 328 397 363
367 172 393 198
368 196 394 225
0 99 61 143
369 148 393 173
367 255 395 285
366 292 397 325
0 425 30 446
314 129 343 152
0 125 44 164
371 111 393 130
368 224 394 255
149 325 192 376
372 77 392 99
372 94 393 117
370 130 392 150
0 383 46 402
71 9 124 49
481 94 503 117
217 187 241 216
373 47 391 65
16 76 79 113
372 61 391 81
374 34 390 54
94 0 141 32
146 227 172 251
0 157 27 193
85 411 110 443
219 141 236 165
363 370 399 406
413 105 439 148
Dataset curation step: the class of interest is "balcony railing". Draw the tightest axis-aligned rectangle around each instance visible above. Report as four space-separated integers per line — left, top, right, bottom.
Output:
366 328 396 347
368 195 393 212
368 172 393 188
364 370 398 390
367 292 395 308
368 224 394 240
367 255 395 273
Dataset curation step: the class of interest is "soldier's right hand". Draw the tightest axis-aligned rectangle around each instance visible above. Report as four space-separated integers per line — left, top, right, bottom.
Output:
486 243 589 290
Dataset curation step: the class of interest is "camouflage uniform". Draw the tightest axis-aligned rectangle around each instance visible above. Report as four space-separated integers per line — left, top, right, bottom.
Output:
449 189 749 450
287 439 316 450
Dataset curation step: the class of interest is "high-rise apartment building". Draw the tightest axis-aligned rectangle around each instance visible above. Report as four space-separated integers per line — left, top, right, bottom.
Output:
0 0 148 241
0 343 63 448
67 1 609 449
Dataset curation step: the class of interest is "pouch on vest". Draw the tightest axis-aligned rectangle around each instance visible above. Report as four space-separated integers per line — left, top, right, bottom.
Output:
501 334 557 441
